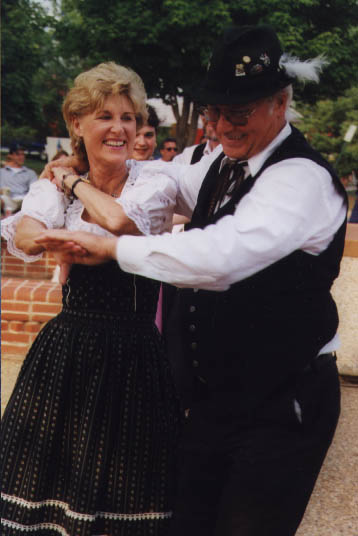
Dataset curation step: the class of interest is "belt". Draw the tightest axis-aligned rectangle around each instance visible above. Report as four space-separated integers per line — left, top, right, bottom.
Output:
303 352 336 373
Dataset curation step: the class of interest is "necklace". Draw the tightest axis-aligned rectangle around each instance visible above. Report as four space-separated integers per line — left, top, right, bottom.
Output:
85 170 128 198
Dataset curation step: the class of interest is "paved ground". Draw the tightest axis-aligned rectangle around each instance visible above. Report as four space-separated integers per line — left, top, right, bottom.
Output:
2 355 358 535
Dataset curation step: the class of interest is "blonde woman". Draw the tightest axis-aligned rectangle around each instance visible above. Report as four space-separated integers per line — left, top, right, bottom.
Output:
1 62 180 536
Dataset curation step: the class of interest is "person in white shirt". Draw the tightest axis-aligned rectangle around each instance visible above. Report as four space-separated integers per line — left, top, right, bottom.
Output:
174 121 221 165
37 25 347 536
159 137 178 161
0 143 37 214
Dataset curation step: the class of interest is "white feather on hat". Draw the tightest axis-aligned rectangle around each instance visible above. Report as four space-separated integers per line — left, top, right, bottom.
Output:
279 54 329 84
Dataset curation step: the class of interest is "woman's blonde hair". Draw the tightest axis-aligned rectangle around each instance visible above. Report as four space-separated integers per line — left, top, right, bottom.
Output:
62 62 148 163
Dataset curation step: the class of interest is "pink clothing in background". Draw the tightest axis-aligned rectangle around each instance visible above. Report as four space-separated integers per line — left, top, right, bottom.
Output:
155 284 163 333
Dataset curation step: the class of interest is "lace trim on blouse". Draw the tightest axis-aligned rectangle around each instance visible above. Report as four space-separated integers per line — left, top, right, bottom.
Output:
1 160 173 263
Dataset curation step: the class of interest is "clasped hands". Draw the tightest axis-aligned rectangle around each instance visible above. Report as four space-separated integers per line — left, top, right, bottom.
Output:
37 156 116 283
35 230 117 284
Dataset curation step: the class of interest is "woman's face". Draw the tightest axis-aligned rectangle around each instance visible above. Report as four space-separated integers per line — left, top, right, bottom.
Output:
132 125 157 161
73 94 137 168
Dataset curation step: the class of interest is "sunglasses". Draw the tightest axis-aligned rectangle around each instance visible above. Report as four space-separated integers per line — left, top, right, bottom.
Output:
203 105 257 126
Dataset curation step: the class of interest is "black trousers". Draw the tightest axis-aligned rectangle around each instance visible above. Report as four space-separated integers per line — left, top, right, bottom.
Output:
170 354 340 536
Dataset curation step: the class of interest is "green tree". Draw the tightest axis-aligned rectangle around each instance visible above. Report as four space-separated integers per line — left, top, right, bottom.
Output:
1 0 51 131
53 0 358 149
3 0 358 149
227 0 358 103
297 86 358 176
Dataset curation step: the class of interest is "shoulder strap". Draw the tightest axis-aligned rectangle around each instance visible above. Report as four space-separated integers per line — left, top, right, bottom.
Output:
190 143 206 164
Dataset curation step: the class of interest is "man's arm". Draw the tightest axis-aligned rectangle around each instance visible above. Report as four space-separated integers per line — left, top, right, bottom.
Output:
36 230 117 265
114 159 346 290
37 159 346 290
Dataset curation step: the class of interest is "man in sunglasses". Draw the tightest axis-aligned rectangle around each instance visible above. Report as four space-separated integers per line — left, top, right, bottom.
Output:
159 137 178 161
39 25 347 536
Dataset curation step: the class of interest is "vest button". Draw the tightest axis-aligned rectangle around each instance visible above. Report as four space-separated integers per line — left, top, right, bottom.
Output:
192 359 199 368
189 324 196 332
189 305 196 313
191 342 198 350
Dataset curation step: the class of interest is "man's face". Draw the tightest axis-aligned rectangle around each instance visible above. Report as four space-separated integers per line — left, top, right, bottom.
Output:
208 93 287 160
10 150 25 167
160 141 178 161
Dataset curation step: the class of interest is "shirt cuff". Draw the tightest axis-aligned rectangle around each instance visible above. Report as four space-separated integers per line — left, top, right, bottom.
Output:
116 235 151 273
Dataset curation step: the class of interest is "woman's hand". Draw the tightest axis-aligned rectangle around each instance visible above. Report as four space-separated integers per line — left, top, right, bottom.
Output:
35 229 117 265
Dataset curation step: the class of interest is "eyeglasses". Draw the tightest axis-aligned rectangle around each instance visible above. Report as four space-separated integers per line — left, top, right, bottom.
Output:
203 105 257 126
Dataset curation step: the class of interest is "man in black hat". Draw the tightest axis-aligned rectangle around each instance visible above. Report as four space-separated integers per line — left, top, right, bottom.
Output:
38 25 347 536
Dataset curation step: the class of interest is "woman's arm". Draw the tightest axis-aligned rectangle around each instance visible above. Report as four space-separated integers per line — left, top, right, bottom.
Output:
67 173 140 236
54 168 140 236
1 180 68 262
15 216 47 255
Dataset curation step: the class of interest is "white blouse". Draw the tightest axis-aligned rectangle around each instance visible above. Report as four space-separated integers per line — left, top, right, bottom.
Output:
1 159 175 263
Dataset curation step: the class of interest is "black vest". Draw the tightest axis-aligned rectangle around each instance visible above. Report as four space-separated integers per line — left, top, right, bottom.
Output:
190 143 206 164
169 126 347 411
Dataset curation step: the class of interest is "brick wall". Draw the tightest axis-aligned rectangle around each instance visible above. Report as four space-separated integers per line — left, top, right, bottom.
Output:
1 238 58 280
1 278 62 355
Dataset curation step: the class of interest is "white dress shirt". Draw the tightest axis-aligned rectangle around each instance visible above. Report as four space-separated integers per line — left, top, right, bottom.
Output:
115 123 346 354
116 123 346 290
173 141 222 165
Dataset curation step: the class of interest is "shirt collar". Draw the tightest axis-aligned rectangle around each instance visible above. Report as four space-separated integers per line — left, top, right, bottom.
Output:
219 122 292 177
5 165 25 172
203 140 215 155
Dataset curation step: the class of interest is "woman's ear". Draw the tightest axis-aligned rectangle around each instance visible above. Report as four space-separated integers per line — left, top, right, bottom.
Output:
72 116 83 137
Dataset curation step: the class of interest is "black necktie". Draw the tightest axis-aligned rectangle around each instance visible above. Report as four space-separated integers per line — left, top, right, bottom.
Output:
207 161 246 217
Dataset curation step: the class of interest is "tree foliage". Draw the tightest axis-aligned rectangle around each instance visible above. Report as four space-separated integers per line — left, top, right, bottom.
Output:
53 0 358 147
297 86 358 176
2 0 358 150
1 0 50 130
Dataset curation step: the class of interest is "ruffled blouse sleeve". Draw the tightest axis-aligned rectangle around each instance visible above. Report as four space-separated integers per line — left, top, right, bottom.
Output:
117 160 179 235
1 179 69 262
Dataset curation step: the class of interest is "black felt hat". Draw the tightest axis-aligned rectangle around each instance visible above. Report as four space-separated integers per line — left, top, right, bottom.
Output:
197 25 294 106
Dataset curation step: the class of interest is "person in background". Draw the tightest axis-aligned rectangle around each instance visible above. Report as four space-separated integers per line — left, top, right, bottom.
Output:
52 149 69 161
1 61 180 536
132 104 160 161
0 143 37 214
174 118 221 165
160 137 178 161
37 25 347 536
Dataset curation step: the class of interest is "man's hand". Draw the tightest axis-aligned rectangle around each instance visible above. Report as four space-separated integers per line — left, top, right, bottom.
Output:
35 230 117 266
51 166 76 192
39 155 88 180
